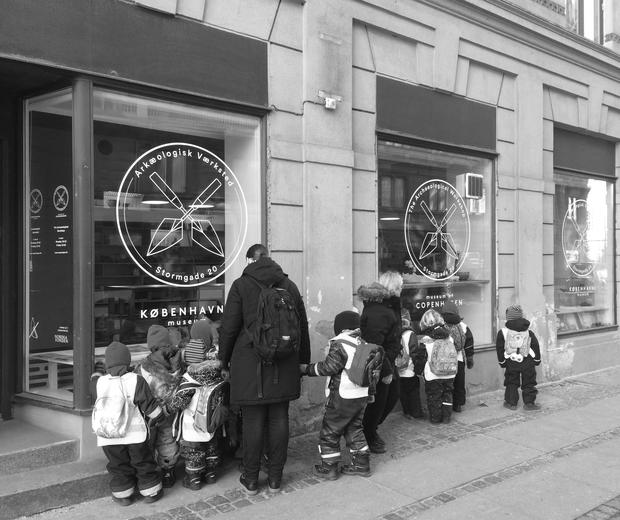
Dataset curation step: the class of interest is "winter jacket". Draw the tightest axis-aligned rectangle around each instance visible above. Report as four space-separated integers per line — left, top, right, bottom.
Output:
92 367 162 447
135 348 183 415
218 257 311 405
306 329 382 399
397 329 418 378
442 311 474 363
357 284 401 378
495 318 541 368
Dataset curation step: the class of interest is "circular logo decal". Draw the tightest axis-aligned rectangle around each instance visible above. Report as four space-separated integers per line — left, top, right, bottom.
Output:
116 143 247 287
30 189 43 214
404 179 470 281
562 199 594 278
53 185 69 212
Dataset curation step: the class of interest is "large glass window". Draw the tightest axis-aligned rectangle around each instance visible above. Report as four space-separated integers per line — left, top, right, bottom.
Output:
378 140 494 345
93 89 261 350
24 85 261 403
554 170 615 334
25 89 74 400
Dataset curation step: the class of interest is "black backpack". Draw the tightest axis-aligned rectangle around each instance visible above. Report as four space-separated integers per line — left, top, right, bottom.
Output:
339 338 384 387
246 277 300 363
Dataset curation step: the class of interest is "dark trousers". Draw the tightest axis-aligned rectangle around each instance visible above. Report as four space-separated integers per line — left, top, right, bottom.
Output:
399 376 423 417
102 442 161 498
180 439 219 474
453 361 466 406
504 357 538 405
241 401 289 482
425 378 454 423
318 391 367 460
363 376 400 440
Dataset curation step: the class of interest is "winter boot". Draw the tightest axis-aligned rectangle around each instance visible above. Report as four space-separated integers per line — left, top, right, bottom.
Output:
182 470 202 491
313 460 339 481
341 452 372 477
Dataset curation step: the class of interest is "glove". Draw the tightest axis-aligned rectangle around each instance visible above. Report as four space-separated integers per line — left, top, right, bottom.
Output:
534 359 541 366
299 364 309 376
220 368 230 381
466 357 474 369
381 374 393 385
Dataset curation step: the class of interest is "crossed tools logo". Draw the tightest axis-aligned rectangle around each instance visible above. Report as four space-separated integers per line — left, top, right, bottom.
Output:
562 199 594 278
404 180 470 281
116 143 247 287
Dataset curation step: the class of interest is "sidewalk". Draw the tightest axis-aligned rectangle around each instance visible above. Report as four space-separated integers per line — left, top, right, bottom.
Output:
21 365 620 520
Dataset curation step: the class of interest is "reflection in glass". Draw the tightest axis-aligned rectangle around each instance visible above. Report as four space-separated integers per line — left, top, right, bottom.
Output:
554 170 614 334
378 140 493 345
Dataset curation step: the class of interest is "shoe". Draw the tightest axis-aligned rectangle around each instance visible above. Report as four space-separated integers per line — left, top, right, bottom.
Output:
183 473 202 491
239 474 259 495
341 453 371 477
161 469 176 488
368 438 386 454
442 415 452 424
313 461 339 481
204 471 217 485
503 401 517 411
523 402 541 411
112 496 133 506
143 489 163 503
452 404 462 413
268 478 282 492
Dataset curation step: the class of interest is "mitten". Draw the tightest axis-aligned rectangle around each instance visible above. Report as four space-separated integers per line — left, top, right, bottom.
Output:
466 357 474 369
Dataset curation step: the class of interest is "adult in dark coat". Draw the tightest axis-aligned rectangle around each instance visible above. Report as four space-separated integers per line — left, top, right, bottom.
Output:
218 244 310 494
358 271 403 454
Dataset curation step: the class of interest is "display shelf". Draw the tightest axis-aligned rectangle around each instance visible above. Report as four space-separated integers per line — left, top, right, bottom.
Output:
403 279 490 289
556 305 608 315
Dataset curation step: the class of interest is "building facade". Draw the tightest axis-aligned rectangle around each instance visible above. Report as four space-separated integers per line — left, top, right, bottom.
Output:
0 0 619 458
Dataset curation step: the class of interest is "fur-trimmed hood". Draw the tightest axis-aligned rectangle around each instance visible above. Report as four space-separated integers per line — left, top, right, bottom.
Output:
357 282 390 302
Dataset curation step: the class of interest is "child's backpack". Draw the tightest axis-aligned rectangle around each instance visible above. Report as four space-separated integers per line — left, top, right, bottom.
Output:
194 380 230 435
92 377 133 439
396 330 416 370
502 328 531 360
428 337 458 377
339 338 384 387
246 278 300 362
445 322 466 352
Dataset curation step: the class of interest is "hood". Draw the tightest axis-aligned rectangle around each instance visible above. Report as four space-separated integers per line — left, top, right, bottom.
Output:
427 324 450 340
243 257 287 287
442 312 462 325
505 318 530 332
357 282 390 302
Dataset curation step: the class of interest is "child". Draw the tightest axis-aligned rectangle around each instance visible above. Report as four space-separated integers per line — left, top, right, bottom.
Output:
135 324 184 487
91 342 164 506
396 313 423 419
300 310 383 480
441 302 474 413
414 309 457 424
169 339 225 491
496 305 541 410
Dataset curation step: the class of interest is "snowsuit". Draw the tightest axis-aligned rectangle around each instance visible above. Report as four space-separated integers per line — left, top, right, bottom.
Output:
495 318 541 406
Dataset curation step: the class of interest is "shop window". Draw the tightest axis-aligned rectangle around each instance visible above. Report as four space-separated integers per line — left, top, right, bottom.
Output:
554 170 615 334
25 89 74 400
378 140 494 345
93 89 261 350
24 85 261 403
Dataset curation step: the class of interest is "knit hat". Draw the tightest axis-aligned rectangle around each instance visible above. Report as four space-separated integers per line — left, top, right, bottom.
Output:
105 341 131 369
190 319 213 346
333 310 360 335
506 305 524 321
147 324 170 351
441 301 460 318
